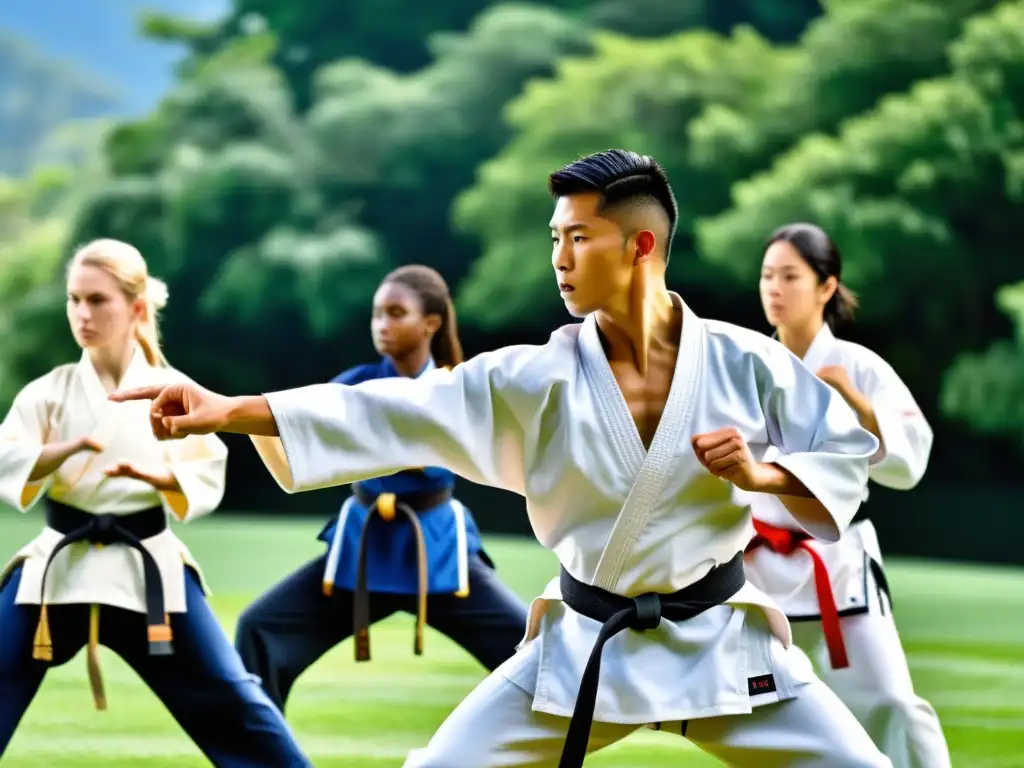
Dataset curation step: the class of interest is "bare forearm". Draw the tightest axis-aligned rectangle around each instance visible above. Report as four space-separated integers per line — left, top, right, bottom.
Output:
840 388 881 441
757 463 837 536
224 395 280 437
29 441 78 481
755 462 814 497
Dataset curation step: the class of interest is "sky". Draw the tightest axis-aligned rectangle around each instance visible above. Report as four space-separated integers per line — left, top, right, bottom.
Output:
0 0 229 114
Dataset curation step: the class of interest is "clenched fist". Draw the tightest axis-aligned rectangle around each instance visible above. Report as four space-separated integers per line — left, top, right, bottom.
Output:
691 427 774 492
109 381 232 440
815 365 853 395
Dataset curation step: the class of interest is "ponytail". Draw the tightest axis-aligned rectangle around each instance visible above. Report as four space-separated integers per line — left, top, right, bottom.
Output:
824 282 859 329
430 297 464 370
135 276 170 367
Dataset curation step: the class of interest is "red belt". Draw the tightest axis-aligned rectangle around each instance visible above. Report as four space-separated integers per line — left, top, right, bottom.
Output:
746 519 849 669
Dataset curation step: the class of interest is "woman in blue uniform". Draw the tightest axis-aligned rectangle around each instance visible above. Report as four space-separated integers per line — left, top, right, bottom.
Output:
234 264 529 711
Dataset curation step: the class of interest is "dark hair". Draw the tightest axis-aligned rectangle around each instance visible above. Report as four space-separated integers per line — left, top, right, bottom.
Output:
548 149 679 261
382 265 464 369
767 222 859 328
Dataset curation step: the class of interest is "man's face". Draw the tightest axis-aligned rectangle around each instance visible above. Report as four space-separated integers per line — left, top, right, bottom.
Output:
550 192 633 318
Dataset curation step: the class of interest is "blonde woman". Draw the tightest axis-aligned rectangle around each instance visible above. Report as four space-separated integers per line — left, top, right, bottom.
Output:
0 240 311 766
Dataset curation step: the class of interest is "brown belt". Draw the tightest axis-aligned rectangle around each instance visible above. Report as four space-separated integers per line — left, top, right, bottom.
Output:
349 485 453 662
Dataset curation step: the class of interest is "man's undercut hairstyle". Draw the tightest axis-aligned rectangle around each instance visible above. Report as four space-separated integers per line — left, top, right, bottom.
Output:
548 149 679 261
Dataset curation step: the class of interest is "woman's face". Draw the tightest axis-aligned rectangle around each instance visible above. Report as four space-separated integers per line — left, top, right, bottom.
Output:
759 240 833 330
370 281 438 359
66 263 140 352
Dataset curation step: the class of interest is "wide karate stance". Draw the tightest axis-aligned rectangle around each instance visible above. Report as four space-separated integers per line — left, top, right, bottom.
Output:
0 240 311 767
235 265 527 712
743 223 950 768
113 151 892 767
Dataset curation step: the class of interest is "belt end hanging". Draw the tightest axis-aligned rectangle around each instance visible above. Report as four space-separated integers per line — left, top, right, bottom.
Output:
147 620 174 656
355 627 371 662
827 641 850 670
32 604 54 662
414 621 425 656
88 605 107 711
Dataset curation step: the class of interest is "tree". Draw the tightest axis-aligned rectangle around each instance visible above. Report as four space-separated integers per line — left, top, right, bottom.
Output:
453 0 994 331
308 4 592 290
688 0 1002 212
88 0 825 369
182 0 819 110
942 282 1024 435
453 26 793 329
65 5 593 389
69 49 388 392
0 167 89 408
696 0 1024 477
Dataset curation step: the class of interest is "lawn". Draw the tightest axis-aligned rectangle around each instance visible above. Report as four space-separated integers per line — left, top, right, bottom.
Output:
2 513 1022 766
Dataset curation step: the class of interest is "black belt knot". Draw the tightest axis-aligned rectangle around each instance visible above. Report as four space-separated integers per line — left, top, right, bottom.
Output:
348 484 454 663
36 499 173 660
630 593 662 630
556 550 746 768
92 513 116 541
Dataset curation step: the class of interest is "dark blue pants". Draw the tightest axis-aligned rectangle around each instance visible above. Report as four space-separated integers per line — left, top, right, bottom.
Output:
235 553 529 711
0 565 312 767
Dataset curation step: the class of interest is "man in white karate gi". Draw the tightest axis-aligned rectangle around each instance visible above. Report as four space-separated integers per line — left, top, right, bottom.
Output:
113 149 892 767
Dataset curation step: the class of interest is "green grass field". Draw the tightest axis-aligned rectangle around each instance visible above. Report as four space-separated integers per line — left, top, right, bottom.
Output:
2 513 1023 767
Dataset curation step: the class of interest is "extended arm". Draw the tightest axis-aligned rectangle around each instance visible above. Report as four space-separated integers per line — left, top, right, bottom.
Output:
249 352 527 495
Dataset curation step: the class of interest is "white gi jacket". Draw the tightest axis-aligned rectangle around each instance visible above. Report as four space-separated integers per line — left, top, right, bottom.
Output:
252 298 878 724
742 323 932 619
0 347 227 615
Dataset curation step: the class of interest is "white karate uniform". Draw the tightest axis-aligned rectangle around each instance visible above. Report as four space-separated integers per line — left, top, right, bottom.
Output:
252 297 891 766
0 347 227 613
742 324 950 768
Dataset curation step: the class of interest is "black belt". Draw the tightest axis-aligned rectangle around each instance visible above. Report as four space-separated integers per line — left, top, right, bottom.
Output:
350 485 453 662
34 499 173 661
557 551 746 768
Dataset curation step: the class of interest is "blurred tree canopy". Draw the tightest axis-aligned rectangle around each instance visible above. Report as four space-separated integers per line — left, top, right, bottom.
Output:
0 167 91 405
455 25 796 328
5 0 1024 501
698 0 1024 395
161 0 821 108
942 281 1024 434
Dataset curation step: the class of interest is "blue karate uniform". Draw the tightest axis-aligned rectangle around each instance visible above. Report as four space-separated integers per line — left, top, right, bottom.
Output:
318 357 487 598
235 356 528 712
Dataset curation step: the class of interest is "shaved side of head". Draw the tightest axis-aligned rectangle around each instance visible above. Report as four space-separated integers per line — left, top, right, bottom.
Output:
547 150 679 262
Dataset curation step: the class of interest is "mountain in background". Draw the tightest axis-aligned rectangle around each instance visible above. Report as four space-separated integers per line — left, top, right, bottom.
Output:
0 0 227 175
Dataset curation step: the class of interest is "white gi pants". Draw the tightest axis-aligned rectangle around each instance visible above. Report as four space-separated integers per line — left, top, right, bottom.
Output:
404 661 892 767
790 582 951 768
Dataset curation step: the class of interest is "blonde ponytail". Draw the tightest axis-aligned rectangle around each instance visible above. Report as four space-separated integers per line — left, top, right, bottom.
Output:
134 276 169 367
70 239 170 367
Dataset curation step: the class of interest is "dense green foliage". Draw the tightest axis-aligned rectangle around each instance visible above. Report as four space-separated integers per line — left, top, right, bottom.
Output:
5 0 1024 497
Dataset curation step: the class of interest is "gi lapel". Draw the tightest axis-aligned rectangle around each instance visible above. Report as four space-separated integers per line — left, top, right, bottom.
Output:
579 296 706 592
68 347 151 488
801 324 835 372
